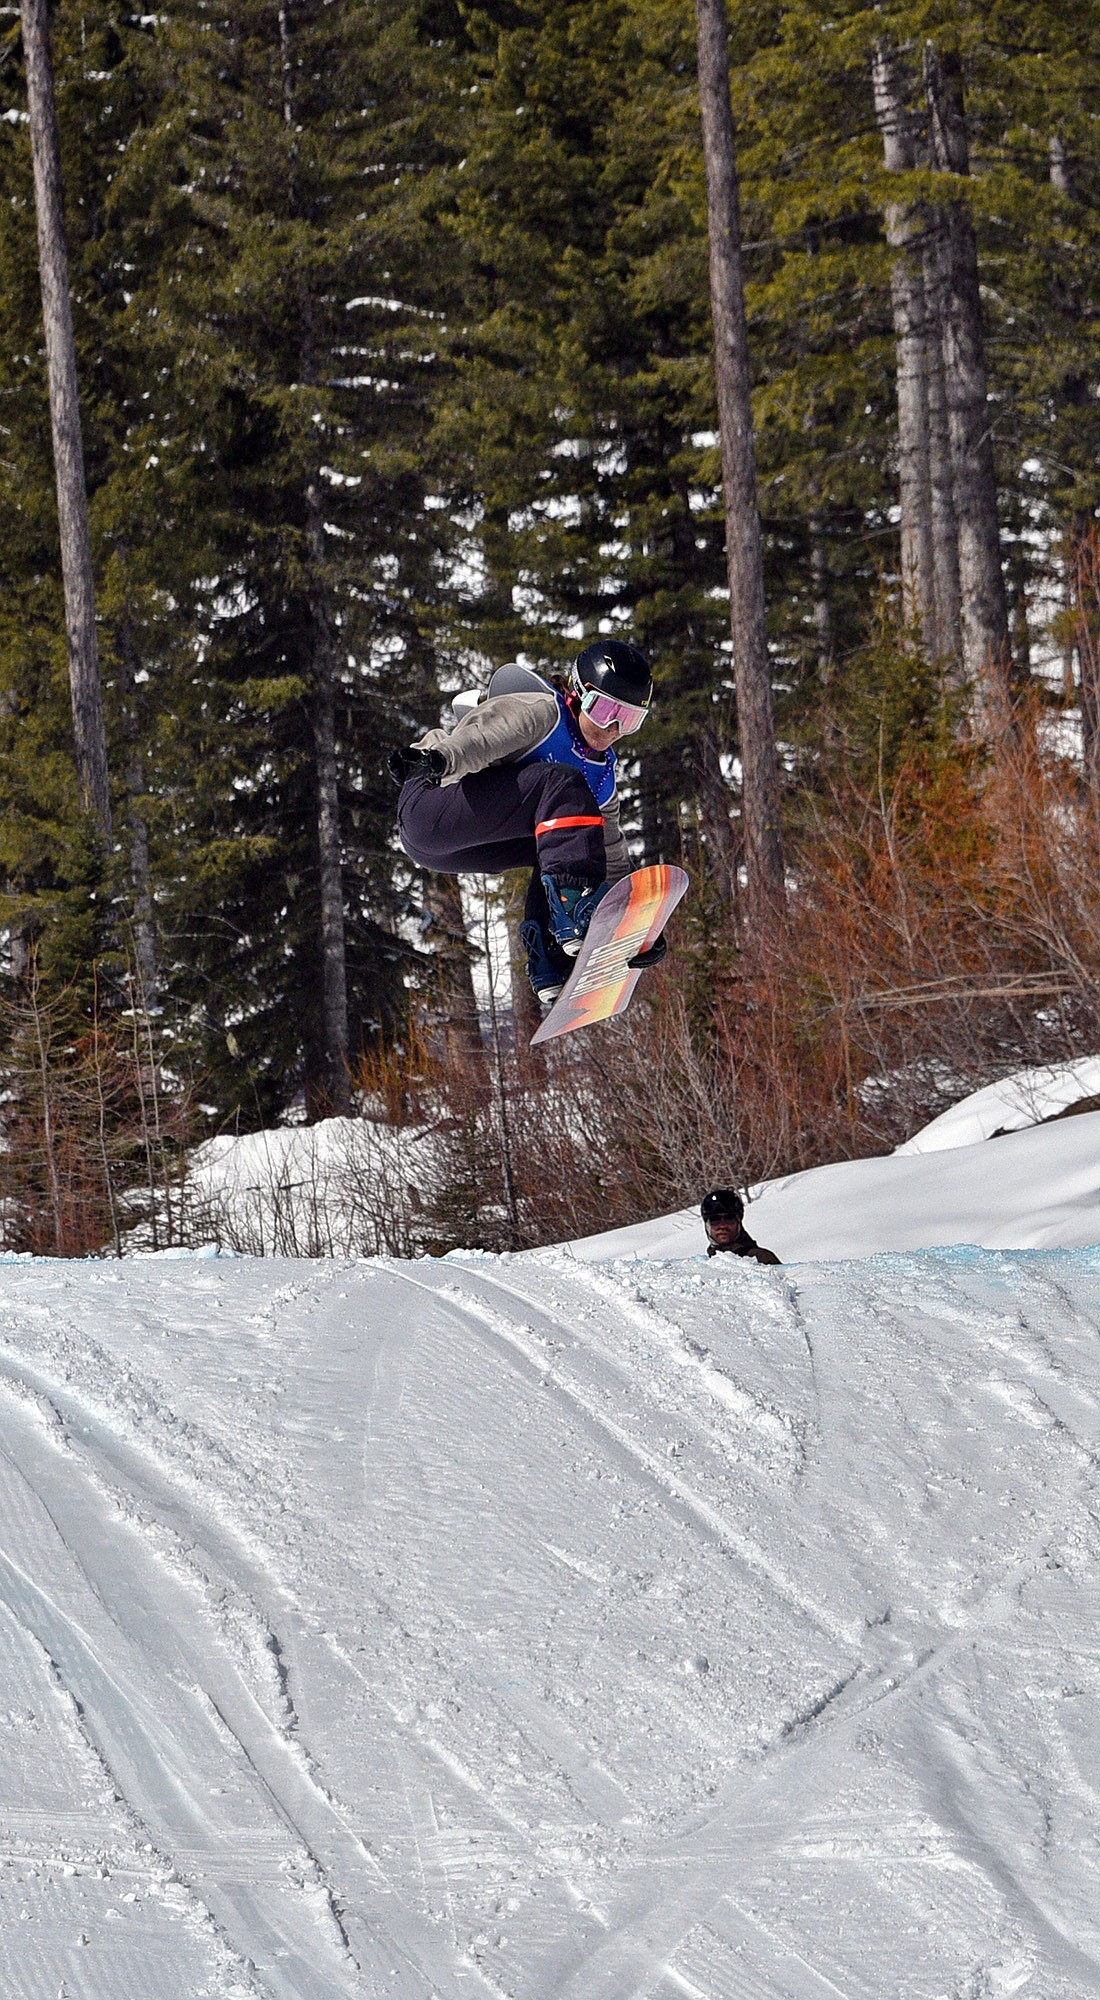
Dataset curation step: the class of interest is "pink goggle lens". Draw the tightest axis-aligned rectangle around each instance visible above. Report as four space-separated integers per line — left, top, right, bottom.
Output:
578 687 649 735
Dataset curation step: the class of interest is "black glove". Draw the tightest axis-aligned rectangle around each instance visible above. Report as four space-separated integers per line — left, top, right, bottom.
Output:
628 931 667 970
388 746 446 788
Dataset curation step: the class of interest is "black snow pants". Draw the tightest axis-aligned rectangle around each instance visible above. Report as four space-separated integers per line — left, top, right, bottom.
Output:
399 758 606 874
397 758 608 938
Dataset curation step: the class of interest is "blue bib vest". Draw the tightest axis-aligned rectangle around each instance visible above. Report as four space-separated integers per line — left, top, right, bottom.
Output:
516 690 616 810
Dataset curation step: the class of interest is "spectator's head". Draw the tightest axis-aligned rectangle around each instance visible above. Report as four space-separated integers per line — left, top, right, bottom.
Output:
701 1187 744 1249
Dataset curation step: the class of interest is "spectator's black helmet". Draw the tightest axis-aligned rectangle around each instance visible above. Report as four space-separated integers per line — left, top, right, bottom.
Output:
572 639 653 709
701 1188 744 1225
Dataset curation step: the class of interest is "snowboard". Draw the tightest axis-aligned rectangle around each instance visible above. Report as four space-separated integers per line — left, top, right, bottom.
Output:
531 863 689 1045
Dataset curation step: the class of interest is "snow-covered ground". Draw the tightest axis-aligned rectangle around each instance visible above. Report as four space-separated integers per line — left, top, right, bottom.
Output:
893 1054 1100 1154
2 1070 1100 1996
186 1119 436 1257
575 1061 1100 1264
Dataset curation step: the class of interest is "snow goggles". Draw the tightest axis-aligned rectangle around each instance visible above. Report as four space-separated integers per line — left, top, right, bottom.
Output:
573 680 650 735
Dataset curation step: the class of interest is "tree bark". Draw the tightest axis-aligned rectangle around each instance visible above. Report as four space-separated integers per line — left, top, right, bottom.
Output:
21 0 111 834
305 483 351 1117
921 220 965 673
280 4 351 1114
1067 523 1100 806
872 42 938 657
423 871 489 1085
117 615 158 1008
694 0 784 921
509 951 544 1078
924 43 1011 723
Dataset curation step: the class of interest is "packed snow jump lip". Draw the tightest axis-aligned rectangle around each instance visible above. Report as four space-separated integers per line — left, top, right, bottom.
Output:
2 1106 1100 2000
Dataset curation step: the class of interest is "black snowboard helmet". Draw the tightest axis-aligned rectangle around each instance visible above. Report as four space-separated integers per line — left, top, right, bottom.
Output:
572 639 653 710
701 1188 744 1226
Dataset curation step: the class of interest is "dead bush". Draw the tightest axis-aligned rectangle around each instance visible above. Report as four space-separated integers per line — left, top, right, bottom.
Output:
0 959 195 1255
181 1118 439 1258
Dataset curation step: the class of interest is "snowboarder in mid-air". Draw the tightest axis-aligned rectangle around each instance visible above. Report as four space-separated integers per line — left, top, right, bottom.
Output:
701 1189 781 1266
389 641 667 1009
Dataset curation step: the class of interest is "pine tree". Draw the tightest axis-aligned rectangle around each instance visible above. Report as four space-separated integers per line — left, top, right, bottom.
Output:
721 0 1100 746
1 0 471 1125
694 0 784 918
0 1 144 987
115 0 464 1121
3 0 1100 1140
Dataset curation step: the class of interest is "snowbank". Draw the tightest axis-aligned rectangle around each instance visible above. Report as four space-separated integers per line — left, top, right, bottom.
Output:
573 1062 1100 1265
0 1242 1098 1993
894 1052 1100 1153
186 1116 438 1256
184 1056 1100 1268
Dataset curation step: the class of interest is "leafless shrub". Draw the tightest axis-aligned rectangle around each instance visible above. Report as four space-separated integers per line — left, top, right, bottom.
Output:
1060 520 1100 800
0 957 194 1255
180 1117 443 1258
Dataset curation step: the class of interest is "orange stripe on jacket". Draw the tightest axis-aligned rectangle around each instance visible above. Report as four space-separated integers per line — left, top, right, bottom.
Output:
535 814 604 837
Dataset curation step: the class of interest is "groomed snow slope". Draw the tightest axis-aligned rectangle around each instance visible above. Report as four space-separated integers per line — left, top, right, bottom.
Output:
573 1103 1100 1264
0 1244 1099 1997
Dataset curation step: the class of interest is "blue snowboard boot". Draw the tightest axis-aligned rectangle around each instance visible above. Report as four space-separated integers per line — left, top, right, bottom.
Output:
540 874 611 957
520 917 569 1010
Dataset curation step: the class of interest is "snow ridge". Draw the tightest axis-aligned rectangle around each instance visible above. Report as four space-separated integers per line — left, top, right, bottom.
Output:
0 1242 1096 1996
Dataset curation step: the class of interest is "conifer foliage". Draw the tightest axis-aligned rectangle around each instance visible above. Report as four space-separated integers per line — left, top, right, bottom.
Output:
2 0 459 1128
138 0 461 1119
1 0 1099 1240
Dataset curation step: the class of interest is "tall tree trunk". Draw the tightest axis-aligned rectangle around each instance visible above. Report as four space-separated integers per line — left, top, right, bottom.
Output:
117 615 158 1007
280 4 351 1114
1067 523 1100 807
924 43 1011 725
694 0 784 922
423 871 488 1085
305 483 351 1117
509 952 544 1079
872 42 937 656
921 222 965 674
1049 136 1088 707
21 0 111 834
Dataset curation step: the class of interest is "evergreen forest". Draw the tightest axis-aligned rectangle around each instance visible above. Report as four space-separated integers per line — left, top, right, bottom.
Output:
2 0 1100 1254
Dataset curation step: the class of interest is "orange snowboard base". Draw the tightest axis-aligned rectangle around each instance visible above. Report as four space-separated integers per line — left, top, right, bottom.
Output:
531 864 689 1044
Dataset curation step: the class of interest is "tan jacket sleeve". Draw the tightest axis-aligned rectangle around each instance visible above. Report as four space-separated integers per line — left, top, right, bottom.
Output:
413 692 558 782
